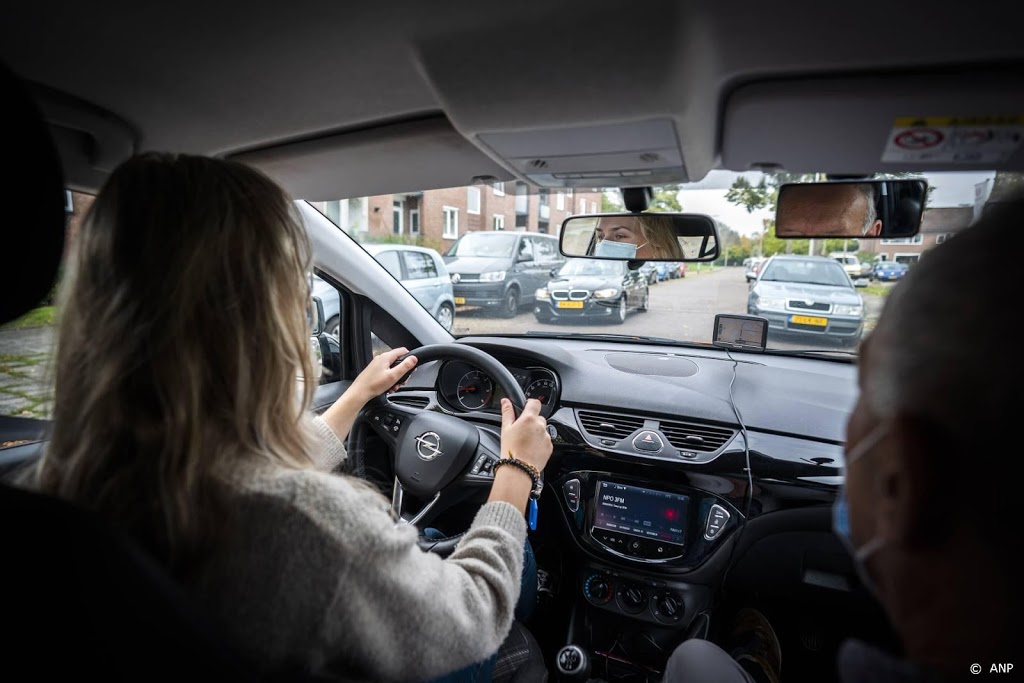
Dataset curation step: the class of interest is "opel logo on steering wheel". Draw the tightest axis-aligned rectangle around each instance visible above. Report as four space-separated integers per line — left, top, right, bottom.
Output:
415 431 443 461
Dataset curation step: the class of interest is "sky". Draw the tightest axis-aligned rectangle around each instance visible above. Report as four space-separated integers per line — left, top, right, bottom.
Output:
668 170 997 237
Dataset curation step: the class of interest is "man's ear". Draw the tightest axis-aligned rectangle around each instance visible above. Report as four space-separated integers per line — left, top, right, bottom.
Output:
865 220 883 237
887 414 955 549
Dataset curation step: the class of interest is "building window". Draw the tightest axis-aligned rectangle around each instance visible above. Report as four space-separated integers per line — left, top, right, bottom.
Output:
538 189 550 221
492 181 505 196
556 192 565 211
392 199 404 235
935 232 954 244
881 235 924 245
410 208 420 235
590 201 597 213
325 200 342 226
493 214 505 231
894 253 920 264
443 206 459 239
467 187 481 214
579 198 587 214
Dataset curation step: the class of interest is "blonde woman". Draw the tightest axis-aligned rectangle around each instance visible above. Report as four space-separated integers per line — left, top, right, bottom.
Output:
32 153 552 682
591 214 684 260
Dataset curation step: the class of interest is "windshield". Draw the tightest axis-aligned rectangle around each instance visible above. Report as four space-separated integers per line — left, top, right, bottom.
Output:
760 259 851 288
557 259 622 277
446 232 517 257
303 170 1021 358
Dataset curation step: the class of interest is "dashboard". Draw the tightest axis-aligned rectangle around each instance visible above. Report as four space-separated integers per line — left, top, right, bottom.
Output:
437 359 560 416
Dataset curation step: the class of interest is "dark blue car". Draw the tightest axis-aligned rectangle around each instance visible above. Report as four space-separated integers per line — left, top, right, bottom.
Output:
871 261 909 282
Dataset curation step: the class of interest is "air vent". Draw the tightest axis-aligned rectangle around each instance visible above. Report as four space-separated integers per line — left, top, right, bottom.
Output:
659 419 735 453
578 410 644 440
528 158 549 169
389 395 430 409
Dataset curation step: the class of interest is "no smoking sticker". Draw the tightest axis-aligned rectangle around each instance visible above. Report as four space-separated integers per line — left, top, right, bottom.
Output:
882 116 1024 164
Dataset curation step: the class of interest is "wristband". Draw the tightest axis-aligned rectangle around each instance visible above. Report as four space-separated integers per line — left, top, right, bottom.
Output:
493 452 543 499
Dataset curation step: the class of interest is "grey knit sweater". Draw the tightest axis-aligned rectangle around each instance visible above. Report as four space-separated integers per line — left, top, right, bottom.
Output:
199 416 527 682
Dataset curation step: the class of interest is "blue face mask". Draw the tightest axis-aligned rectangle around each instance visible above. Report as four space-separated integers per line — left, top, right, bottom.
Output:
833 422 888 595
593 239 646 258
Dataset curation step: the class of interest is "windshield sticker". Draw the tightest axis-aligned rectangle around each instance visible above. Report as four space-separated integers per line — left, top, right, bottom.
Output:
882 116 1024 164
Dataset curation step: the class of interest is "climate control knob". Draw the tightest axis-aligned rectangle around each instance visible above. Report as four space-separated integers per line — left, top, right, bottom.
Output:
652 590 684 624
615 582 648 614
583 573 613 605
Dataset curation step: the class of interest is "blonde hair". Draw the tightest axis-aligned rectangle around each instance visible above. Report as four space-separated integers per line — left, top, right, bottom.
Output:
636 214 684 259
36 153 316 574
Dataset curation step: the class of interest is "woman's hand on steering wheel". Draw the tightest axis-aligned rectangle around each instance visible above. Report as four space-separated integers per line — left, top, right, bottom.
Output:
498 398 552 475
349 347 419 404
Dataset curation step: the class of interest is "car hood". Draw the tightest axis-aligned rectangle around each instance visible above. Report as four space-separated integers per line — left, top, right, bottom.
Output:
753 281 861 304
443 256 509 274
546 275 620 290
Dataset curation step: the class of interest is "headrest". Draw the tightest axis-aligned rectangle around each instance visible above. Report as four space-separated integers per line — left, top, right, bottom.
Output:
2 63 66 325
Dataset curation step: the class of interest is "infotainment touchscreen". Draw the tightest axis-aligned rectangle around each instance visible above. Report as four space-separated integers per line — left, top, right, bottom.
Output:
593 481 689 546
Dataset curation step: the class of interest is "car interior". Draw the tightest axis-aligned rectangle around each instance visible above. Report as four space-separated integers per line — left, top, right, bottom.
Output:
3 2 1023 682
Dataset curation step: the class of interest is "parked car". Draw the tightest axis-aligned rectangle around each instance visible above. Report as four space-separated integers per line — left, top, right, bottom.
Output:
871 261 909 282
314 243 456 335
747 254 864 346
639 261 659 284
829 252 862 279
534 258 649 324
444 231 564 317
744 257 766 282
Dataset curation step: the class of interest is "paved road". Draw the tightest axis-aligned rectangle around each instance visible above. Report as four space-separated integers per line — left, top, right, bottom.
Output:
0 326 55 418
452 265 888 350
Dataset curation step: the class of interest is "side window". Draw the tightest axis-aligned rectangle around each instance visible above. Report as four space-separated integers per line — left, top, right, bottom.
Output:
374 250 403 280
402 251 437 280
532 236 557 262
517 238 535 262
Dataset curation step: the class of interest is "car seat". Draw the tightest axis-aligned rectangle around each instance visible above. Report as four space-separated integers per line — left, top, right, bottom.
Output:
0 62 350 683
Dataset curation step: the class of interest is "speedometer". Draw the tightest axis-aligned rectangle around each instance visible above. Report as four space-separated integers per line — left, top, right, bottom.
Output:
524 378 557 405
456 370 493 410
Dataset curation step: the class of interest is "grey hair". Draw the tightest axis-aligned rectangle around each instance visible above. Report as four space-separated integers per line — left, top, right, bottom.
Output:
857 183 877 234
864 199 1020 444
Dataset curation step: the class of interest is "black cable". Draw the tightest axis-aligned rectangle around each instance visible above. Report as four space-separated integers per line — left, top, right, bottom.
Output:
719 349 754 589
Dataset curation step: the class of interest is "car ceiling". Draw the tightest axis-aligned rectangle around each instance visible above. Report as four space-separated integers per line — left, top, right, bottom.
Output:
4 0 1024 199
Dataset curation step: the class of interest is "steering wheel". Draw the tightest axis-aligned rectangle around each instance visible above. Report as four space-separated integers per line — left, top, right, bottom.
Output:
356 344 528 555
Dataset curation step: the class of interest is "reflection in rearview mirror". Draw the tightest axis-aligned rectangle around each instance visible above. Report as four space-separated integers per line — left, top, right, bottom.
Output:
559 213 720 262
775 179 927 239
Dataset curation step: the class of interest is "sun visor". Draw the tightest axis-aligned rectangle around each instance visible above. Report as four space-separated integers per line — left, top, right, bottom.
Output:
721 69 1024 174
230 116 514 201
476 119 686 189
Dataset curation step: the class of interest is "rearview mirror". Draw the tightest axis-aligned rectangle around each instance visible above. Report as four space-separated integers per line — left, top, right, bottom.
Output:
559 213 720 262
775 179 927 239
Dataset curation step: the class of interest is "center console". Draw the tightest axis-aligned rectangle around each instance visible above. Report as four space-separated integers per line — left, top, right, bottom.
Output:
554 471 742 679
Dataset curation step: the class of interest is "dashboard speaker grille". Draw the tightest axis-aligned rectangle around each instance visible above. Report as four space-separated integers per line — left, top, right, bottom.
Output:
659 419 734 452
578 410 644 439
604 353 699 377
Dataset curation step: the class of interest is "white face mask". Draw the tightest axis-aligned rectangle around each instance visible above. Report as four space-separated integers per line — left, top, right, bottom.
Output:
594 239 647 258
833 422 889 595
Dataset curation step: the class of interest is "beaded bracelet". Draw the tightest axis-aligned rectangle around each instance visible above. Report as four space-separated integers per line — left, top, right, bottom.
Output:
493 452 542 499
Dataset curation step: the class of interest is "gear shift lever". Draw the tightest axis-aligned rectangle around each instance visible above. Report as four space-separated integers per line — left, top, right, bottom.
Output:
555 644 591 681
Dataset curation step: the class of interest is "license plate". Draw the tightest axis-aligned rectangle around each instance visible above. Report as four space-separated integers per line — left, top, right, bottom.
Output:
454 297 466 305
790 314 827 326
557 301 585 309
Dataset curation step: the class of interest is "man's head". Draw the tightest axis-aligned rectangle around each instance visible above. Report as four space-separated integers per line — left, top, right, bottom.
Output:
843 196 1023 668
777 182 882 237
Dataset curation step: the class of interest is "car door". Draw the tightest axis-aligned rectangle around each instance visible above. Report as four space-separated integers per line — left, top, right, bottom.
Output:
399 249 442 317
623 262 644 306
524 235 561 300
509 235 538 302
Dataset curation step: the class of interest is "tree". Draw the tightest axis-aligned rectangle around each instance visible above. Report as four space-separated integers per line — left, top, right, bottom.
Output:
648 185 684 212
601 190 624 212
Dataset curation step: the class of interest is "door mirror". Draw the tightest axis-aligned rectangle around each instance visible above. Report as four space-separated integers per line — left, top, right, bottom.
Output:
775 179 927 238
550 267 560 277
559 213 720 262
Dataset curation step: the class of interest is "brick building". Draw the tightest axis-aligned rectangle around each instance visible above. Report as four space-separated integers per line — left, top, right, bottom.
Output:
859 206 974 264
310 182 602 252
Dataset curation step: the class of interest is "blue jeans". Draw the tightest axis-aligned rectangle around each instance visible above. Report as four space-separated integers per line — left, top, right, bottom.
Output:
422 532 537 683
